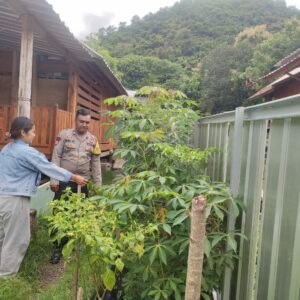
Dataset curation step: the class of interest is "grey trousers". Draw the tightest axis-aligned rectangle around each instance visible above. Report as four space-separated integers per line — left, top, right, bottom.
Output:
0 195 30 277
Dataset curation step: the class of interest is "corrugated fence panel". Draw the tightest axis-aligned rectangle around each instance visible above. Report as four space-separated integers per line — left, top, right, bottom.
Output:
207 123 215 178
274 117 300 300
194 121 232 182
235 120 267 300
256 118 287 300
216 123 230 182
225 123 233 184
200 123 209 150
197 96 300 300
192 122 201 149
237 122 250 198
255 117 300 300
214 123 223 181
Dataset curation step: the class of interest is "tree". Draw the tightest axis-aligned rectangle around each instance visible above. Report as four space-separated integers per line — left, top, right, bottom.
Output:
243 17 300 85
85 0 300 112
199 42 255 113
89 0 300 71
115 55 187 90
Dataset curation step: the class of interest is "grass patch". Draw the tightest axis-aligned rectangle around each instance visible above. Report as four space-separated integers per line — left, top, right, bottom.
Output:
0 216 97 300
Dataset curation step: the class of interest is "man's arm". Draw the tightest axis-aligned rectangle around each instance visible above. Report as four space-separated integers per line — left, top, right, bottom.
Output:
91 140 102 188
50 131 65 189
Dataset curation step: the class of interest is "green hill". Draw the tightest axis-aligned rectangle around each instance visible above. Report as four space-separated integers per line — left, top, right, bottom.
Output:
87 0 300 112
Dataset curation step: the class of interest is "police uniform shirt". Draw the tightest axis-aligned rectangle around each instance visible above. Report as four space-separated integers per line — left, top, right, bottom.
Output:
50 129 102 187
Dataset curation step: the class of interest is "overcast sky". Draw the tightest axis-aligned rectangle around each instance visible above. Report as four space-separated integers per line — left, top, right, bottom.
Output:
47 0 300 39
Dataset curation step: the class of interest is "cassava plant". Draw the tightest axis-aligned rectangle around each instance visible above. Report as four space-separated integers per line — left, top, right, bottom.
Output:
185 196 206 300
92 87 244 299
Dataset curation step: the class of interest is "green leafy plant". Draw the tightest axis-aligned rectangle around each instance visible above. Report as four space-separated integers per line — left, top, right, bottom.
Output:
46 190 151 299
48 86 243 299
95 87 244 299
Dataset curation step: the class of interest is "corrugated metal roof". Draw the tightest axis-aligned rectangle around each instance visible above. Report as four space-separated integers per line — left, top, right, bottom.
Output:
250 66 300 100
249 83 274 100
0 0 126 95
262 49 300 82
274 48 300 68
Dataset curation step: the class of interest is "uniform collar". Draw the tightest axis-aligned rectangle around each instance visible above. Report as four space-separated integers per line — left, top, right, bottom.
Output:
73 129 89 139
73 129 89 141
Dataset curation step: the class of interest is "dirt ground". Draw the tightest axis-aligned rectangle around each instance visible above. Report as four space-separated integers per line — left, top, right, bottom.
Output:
40 259 65 289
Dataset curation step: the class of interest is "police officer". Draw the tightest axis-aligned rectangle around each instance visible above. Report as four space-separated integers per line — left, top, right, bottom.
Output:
49 108 102 263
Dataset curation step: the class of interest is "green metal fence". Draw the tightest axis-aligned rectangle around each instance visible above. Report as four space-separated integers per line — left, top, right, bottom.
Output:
192 94 300 300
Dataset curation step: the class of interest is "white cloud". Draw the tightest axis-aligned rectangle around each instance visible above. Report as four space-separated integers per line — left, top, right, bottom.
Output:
47 0 300 39
47 0 178 38
287 0 300 8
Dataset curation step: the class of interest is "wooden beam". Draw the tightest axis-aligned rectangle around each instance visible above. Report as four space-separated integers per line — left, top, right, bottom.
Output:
17 14 34 117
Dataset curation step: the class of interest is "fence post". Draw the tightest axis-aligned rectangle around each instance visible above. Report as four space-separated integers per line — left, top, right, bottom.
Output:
222 107 245 300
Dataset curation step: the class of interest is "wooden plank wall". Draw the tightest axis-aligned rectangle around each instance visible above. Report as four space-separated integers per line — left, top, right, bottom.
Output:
77 65 102 120
0 50 13 104
36 78 68 110
0 105 16 145
56 109 113 151
56 108 74 137
31 106 56 157
76 64 116 149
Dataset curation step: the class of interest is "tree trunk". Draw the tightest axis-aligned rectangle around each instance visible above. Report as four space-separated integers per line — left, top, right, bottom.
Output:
185 195 206 300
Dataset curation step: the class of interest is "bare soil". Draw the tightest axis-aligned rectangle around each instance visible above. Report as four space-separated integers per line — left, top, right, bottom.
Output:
40 259 65 289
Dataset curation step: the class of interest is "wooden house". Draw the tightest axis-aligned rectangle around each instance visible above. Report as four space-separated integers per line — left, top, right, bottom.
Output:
249 48 300 101
0 0 126 157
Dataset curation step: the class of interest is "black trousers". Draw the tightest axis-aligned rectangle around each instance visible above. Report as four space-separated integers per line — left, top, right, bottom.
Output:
52 181 89 250
54 181 89 200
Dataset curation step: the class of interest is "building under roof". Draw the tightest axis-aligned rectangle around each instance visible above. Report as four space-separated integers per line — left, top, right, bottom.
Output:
250 48 300 101
0 0 126 156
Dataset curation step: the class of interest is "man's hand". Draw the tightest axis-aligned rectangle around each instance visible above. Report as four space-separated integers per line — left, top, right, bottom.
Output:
71 175 88 186
50 184 59 193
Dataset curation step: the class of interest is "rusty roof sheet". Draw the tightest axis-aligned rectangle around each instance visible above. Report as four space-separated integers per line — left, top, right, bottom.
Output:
262 48 300 82
0 0 126 94
274 48 300 68
250 66 300 100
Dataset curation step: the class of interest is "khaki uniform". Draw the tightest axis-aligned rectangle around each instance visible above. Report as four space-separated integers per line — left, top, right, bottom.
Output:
50 129 102 187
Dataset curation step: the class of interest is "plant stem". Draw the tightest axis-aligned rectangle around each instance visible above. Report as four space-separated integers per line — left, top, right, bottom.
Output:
101 289 107 300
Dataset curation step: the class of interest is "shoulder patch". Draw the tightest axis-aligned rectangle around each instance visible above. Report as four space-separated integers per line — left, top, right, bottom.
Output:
92 141 101 155
55 136 61 145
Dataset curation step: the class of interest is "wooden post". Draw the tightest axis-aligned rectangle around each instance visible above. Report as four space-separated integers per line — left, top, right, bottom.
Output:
185 195 206 300
17 14 34 117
